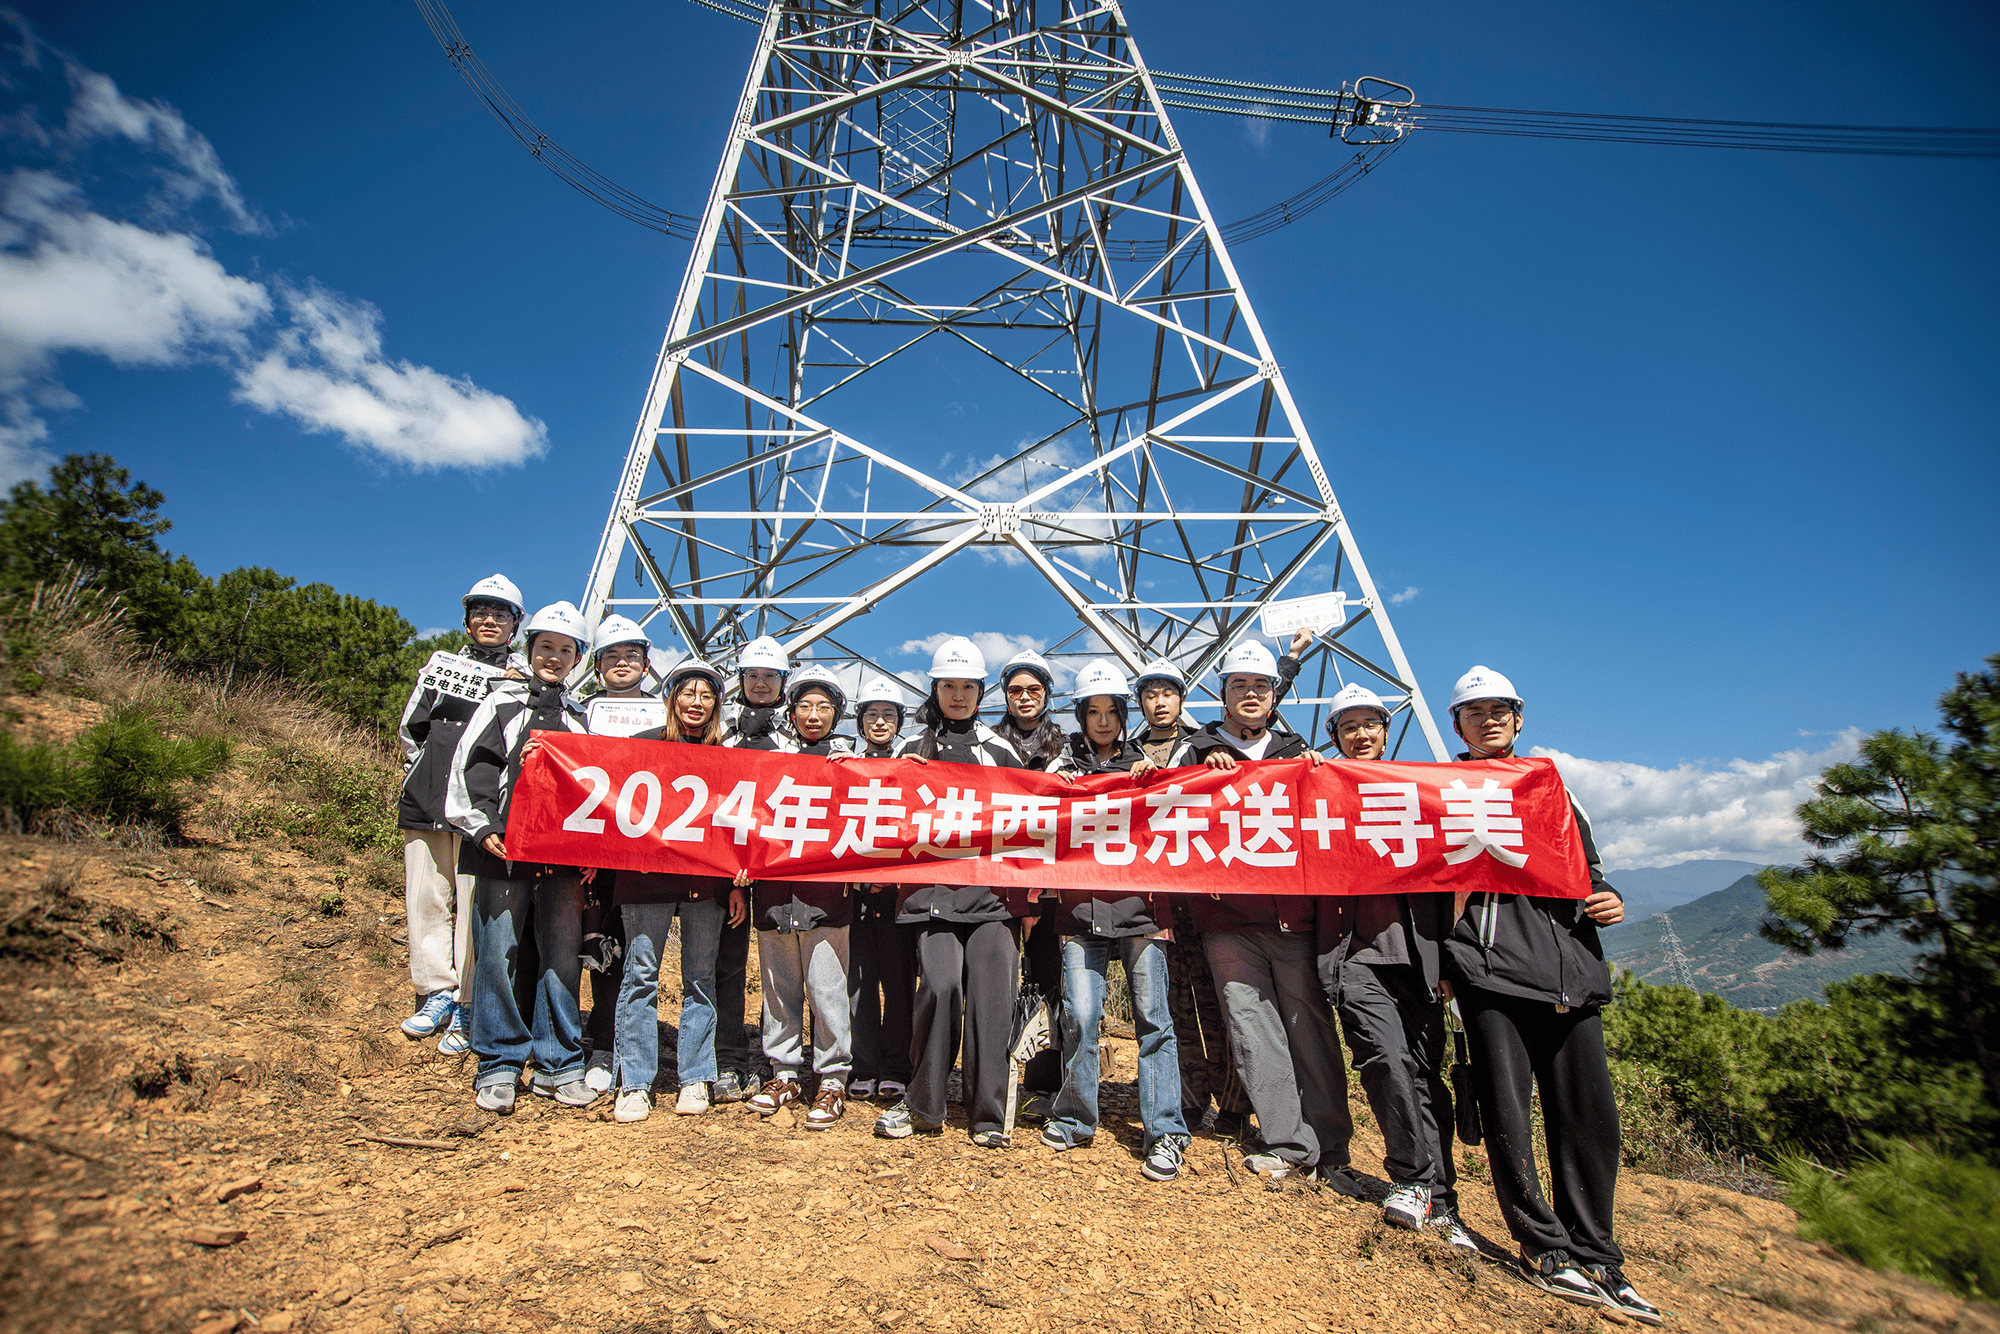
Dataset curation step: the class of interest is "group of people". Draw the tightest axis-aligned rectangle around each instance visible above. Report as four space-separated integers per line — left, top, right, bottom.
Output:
390 574 1663 1327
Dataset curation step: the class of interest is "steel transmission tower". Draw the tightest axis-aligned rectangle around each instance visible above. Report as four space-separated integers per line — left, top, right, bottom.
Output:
581 0 1446 757
1658 912 1701 991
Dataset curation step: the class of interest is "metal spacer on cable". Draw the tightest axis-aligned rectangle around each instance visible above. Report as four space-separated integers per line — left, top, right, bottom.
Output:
978 503 1022 536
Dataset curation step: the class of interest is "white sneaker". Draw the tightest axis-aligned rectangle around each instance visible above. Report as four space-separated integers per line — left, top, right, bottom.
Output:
1383 1183 1431 1230
675 1082 711 1116
614 1089 651 1123
1243 1152 1295 1180
475 1083 516 1114
585 1051 614 1094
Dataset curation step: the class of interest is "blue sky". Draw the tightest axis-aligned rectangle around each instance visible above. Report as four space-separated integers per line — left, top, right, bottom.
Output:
3 0 1995 867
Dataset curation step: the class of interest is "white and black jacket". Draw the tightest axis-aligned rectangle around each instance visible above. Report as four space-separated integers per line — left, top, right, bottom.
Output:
395 642 520 832
894 717 1037 922
1442 755 1621 1010
445 678 588 880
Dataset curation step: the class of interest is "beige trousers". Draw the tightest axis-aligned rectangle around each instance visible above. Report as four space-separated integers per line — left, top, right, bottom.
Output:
404 829 474 997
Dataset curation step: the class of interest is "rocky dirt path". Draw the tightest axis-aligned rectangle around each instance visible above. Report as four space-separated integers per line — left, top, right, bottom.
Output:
0 834 1991 1334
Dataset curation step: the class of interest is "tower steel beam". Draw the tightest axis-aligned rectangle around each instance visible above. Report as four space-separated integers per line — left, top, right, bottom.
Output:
581 0 1447 758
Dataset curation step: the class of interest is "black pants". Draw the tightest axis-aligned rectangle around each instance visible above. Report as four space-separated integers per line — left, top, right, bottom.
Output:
1332 960 1456 1208
581 884 625 1054
849 892 916 1084
1462 988 1624 1266
714 915 754 1077
1021 911 1063 1093
909 918 1019 1136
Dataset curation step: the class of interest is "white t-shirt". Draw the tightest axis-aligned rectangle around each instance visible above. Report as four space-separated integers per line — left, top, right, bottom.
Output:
1223 726 1274 761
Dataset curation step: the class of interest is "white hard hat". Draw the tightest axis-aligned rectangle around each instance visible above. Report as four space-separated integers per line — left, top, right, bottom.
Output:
786 663 847 719
1326 682 1392 739
591 614 650 661
857 677 909 715
666 657 725 696
1000 648 1055 693
1070 658 1131 704
522 601 588 656
1448 665 1522 714
1132 659 1188 695
926 635 988 681
462 574 523 617
1216 638 1280 684
739 635 789 674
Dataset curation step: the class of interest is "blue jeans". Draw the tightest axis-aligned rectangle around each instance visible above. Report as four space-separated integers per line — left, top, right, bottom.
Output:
468 875 585 1090
617 899 725 1092
1049 934 1188 1149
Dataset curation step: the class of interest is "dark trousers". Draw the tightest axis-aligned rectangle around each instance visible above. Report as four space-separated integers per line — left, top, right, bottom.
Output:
1462 988 1624 1266
581 888 624 1054
1165 899 1250 1121
1204 929 1351 1168
1021 911 1063 1093
1332 960 1456 1208
909 919 1019 1136
849 893 916 1084
714 915 754 1077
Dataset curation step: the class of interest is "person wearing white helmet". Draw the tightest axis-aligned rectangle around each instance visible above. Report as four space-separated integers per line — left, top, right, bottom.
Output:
710 634 797 1103
1165 638 1359 1190
741 665 858 1130
874 636 1035 1148
598 656 746 1122
444 601 593 1115
1312 682 1473 1250
1437 669 1656 1323
571 615 667 1095
846 676 916 1102
993 647 1075 1112
393 573 528 1057
1037 659 1192 1181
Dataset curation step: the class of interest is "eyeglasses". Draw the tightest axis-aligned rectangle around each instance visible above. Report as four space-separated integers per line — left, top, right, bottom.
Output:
1458 704 1519 722
1223 679 1274 698
1005 685 1045 698
465 604 515 623
598 648 646 666
1335 719 1387 735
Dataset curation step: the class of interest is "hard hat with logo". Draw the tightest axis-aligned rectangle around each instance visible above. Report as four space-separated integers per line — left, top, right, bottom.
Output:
462 574 524 618
787 663 847 720
1000 648 1055 693
1132 659 1188 696
926 635 989 681
522 601 588 656
1216 638 1280 685
1448 665 1522 715
1325 682 1392 741
738 635 790 675
590 615 650 662
666 657 725 696
1070 658 1132 727
857 677 909 723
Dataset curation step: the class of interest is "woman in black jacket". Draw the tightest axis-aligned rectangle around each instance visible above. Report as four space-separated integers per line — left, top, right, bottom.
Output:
873 636 1035 1147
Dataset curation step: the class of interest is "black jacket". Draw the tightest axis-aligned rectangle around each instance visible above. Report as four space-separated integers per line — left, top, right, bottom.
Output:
1317 892 1457 998
1170 721 1320 935
395 642 514 831
749 735 854 930
895 717 1037 923
1051 734 1161 937
446 678 588 880
1441 753 1621 1010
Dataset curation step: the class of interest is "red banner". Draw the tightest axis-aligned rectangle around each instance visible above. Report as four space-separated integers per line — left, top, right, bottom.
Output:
507 736 1592 898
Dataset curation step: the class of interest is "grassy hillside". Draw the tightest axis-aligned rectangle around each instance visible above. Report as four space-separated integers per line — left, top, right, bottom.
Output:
1606 875 1917 1009
1606 858 1767 925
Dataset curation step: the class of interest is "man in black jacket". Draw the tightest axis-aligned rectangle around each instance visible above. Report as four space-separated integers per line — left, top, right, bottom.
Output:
1442 666 1662 1326
393 574 524 1054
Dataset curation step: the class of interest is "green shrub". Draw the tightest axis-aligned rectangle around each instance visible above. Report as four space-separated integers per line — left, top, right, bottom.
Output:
70 704 230 833
0 731 78 825
1778 1144 2000 1299
314 891 346 917
253 745 399 855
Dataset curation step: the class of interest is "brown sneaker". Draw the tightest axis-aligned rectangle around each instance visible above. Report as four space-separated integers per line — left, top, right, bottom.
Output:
747 1077 800 1115
804 1081 845 1131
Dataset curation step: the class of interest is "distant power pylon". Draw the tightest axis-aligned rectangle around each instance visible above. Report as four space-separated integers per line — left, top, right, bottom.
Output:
1658 911 1700 991
579 0 1443 754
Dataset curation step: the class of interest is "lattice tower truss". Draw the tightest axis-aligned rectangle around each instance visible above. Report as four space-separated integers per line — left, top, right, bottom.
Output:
581 0 1447 758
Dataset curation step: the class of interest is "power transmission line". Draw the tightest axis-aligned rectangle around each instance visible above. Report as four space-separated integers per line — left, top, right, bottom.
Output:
1658 912 1701 992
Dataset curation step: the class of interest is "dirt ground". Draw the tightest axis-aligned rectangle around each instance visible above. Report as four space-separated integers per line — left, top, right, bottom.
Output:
3 829 1995 1334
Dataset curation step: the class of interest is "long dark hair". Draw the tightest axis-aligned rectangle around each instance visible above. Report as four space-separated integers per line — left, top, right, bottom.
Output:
911 684 980 761
998 710 1067 766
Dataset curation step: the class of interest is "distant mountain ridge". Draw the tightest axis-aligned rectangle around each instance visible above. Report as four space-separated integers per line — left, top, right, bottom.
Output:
1604 874 1917 1009
1602 859 1766 924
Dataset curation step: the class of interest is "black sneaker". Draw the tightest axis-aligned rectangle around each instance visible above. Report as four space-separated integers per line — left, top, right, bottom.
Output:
1584 1265 1664 1326
1520 1249 1612 1309
1141 1133 1190 1182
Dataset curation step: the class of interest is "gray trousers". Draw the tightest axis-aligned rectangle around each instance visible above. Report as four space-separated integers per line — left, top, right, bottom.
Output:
759 925 853 1082
1204 930 1351 1168
910 919 1019 1136
1332 959 1457 1207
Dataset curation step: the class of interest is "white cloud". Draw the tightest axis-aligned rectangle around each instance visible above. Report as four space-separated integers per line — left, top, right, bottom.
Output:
0 25 545 479
1534 729 1863 871
234 284 547 470
1389 585 1420 604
